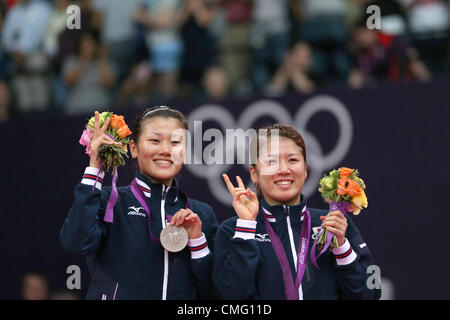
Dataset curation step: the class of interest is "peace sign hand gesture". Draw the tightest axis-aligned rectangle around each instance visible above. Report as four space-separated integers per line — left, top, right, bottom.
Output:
222 174 259 221
89 111 122 169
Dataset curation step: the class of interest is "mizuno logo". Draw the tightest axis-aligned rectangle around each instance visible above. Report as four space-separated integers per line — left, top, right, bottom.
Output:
255 233 271 242
127 206 146 217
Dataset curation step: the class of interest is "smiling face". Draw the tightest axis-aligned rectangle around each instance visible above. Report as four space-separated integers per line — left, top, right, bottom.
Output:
250 138 307 206
130 117 186 186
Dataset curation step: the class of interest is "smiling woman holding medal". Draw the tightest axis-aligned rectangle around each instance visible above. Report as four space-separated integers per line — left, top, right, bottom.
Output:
214 124 381 300
60 106 218 300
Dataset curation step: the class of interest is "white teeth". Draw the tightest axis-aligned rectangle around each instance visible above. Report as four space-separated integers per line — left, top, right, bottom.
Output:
275 181 292 185
155 160 172 165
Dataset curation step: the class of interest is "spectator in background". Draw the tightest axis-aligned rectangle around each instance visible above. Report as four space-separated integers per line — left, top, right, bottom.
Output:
292 0 352 85
202 65 230 100
178 0 219 97
1 0 51 113
43 0 72 111
62 31 116 115
21 271 49 300
218 0 252 93
133 0 183 99
53 0 101 111
351 0 432 86
93 0 143 82
56 0 101 70
250 0 290 92
399 0 449 74
44 0 72 58
116 61 153 108
364 0 408 38
267 42 317 95
347 22 431 89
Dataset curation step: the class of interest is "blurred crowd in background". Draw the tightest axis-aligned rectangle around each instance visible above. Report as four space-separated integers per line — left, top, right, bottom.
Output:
0 0 449 123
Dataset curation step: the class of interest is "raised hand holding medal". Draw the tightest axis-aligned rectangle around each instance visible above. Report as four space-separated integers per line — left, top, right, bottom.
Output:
160 208 203 252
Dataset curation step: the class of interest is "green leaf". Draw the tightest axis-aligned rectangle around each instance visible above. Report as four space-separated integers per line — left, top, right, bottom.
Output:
322 189 336 199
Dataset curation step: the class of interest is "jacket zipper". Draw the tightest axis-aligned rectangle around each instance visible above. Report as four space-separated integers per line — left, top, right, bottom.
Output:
161 185 170 300
284 205 303 300
112 282 119 300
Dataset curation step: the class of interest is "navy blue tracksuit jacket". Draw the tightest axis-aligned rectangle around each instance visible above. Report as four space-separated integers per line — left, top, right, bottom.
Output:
60 167 219 300
214 196 381 300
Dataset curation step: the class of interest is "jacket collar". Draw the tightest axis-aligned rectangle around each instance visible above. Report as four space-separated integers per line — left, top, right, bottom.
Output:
259 194 308 225
134 171 181 204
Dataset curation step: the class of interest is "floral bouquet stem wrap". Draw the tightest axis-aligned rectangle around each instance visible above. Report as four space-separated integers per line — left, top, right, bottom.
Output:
311 167 368 270
79 111 132 222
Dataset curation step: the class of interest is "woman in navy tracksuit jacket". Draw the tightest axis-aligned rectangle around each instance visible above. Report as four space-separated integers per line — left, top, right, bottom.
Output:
60 107 218 300
215 124 381 300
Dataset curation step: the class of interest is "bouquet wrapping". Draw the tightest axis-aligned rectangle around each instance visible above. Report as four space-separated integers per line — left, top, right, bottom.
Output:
311 167 368 270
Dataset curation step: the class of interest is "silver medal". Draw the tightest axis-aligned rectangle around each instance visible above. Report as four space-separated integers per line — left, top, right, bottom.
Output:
160 225 188 252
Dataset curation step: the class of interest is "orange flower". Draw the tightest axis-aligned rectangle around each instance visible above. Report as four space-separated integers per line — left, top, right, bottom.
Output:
117 125 132 139
339 167 354 179
110 114 126 130
336 178 362 197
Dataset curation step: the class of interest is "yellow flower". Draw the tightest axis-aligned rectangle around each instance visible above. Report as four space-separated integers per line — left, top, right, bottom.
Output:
87 111 111 129
323 177 335 190
351 189 368 215
88 116 95 129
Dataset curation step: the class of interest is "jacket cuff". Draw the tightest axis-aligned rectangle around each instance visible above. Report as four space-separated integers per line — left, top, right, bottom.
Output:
332 238 357 266
81 167 105 191
233 219 257 240
187 233 210 259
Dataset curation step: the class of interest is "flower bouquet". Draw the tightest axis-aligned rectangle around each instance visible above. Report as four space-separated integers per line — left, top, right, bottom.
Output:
311 167 368 269
79 111 132 223
79 111 132 173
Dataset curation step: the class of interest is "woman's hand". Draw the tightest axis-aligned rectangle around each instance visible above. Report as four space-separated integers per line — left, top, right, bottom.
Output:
170 209 202 239
222 174 259 221
320 210 348 247
89 111 122 168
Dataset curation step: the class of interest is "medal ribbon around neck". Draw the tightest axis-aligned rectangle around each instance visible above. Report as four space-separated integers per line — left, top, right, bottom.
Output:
129 178 190 242
261 206 311 300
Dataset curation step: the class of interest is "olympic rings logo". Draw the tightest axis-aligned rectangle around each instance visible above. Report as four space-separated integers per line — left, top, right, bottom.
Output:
186 94 353 206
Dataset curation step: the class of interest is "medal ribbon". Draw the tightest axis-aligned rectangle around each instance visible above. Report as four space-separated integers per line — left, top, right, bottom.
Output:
90 161 118 224
93 133 121 224
261 207 311 300
103 167 118 223
129 178 190 242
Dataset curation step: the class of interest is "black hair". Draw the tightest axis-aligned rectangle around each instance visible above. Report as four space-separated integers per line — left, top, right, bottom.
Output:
132 106 188 144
